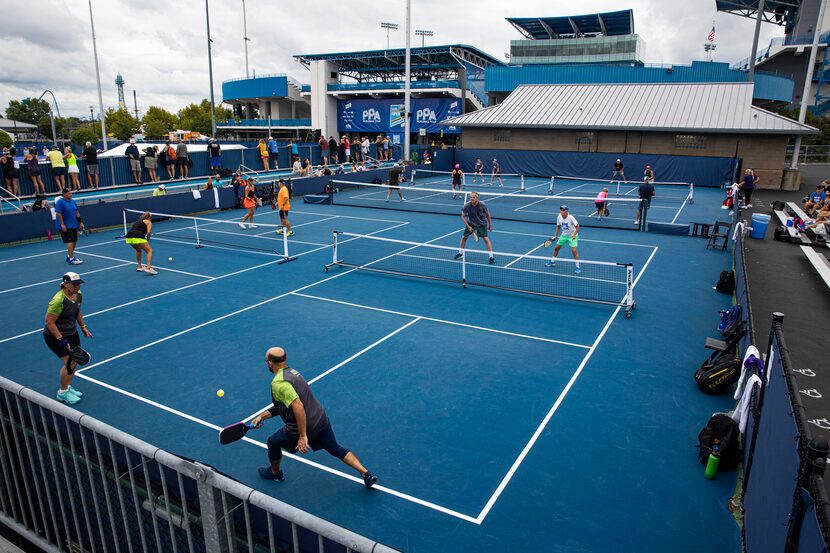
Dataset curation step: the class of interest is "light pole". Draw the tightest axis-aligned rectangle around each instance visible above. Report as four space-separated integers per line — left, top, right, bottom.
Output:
89 106 94 122
381 22 398 49
704 43 717 61
87 0 108 150
403 2 411 163
242 0 251 78
415 29 433 48
205 0 217 137
37 90 60 147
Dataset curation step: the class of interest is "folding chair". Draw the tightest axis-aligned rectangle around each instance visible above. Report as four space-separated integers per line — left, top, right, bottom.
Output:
707 221 732 251
703 321 747 365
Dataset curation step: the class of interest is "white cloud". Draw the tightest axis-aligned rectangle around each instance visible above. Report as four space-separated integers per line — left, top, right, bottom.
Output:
0 0 788 118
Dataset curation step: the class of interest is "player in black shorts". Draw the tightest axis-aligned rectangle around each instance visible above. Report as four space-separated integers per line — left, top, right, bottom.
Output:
451 164 463 199
385 163 405 202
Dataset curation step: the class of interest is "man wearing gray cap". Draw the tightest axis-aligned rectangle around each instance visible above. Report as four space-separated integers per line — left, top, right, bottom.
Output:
545 205 581 274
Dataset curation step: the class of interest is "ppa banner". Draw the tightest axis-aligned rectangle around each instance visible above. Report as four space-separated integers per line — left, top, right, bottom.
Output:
338 98 461 134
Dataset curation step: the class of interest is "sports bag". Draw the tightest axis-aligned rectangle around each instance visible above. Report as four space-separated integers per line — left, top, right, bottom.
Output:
773 226 790 242
698 413 740 471
715 270 735 294
695 356 742 395
718 305 742 336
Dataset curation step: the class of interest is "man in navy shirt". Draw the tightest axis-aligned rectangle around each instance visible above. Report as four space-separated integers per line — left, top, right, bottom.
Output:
125 139 142 184
635 178 655 226
54 188 85 265
207 139 221 176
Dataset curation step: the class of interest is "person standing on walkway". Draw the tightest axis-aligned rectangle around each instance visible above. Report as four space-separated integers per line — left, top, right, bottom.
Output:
125 139 142 184
54 188 85 265
47 145 67 190
0 148 19 196
251 347 378 488
43 271 92 405
176 139 189 178
207 138 221 176
267 136 279 168
82 142 100 189
25 148 46 195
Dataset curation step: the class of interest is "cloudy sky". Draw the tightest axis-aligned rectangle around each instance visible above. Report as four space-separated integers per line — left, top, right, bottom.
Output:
1 0 784 119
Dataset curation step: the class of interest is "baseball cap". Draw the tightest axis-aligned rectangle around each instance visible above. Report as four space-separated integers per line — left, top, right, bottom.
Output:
158 184 166 190
209 138 215 142
616 158 621 162
646 165 651 169
455 164 460 169
63 272 84 285
559 205 569 211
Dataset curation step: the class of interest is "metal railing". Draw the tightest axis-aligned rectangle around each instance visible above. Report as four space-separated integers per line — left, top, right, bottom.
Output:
785 144 830 164
326 80 460 92
0 375 398 553
222 73 287 84
218 119 312 128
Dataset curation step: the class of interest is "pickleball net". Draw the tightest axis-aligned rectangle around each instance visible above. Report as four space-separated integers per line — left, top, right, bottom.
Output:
550 175 694 204
411 169 530 191
328 180 649 230
325 231 636 315
122 208 297 262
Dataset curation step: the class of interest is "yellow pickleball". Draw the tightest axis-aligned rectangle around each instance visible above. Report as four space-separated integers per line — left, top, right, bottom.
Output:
216 389 224 398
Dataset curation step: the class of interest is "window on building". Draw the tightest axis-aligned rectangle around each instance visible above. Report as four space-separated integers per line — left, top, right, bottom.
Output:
494 129 511 143
575 132 594 151
675 134 707 150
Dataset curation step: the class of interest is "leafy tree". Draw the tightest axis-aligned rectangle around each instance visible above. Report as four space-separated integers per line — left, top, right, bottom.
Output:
779 108 830 145
177 99 232 136
36 115 64 141
70 123 101 146
0 130 12 149
142 106 178 139
104 108 140 141
4 98 51 125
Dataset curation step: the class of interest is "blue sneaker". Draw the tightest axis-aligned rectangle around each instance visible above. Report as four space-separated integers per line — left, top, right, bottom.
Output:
57 389 81 405
545 260 556 267
67 386 83 397
258 467 284 481
574 267 582 275
363 471 378 489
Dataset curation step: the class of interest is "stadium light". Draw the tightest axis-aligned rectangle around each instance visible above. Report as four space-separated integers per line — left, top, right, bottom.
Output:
87 0 108 150
415 29 433 48
381 22 398 49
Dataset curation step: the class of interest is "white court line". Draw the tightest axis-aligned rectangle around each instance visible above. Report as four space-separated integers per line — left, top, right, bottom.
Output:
491 229 657 249
670 195 691 225
291 293 591 349
0 222 410 345
76 250 214 279
73 371 478 523
0 236 137 265
75 227 459 376
503 243 546 269
291 209 406 224
474 244 659 524
0 262 132 295
240 317 423 423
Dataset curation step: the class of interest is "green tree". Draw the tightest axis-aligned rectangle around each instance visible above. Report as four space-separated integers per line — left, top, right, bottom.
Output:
4 98 51 125
104 108 140 141
70 123 101 146
779 108 830 145
0 130 12 149
142 106 178 139
177 99 232 136
36 114 64 141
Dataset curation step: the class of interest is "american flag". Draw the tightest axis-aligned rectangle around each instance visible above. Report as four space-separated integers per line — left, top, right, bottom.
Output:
708 25 716 43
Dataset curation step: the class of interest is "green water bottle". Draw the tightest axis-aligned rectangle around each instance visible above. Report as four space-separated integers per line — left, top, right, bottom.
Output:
705 440 721 480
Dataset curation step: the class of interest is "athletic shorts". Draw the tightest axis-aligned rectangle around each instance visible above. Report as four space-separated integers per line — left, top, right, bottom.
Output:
595 201 607 210
86 164 99 175
53 166 67 177
279 210 289 219
557 234 578 248
266 421 349 461
210 156 221 168
27 168 40 177
177 158 188 167
463 224 488 238
125 237 148 245
60 228 79 244
640 198 652 207
129 159 141 171
43 331 80 359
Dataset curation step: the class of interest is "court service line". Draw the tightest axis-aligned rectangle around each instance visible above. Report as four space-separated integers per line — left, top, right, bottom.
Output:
290 209 407 224
291 293 591 349
73 371 478 524
0 222 411 345
670 195 690 225
0 262 132 295
76 250 214 279
75 228 460 375
240 317 423 423
503 243 547 269
474 245 659 524
0 235 140 264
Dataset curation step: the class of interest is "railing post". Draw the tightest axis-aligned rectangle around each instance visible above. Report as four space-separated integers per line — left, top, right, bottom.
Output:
194 466 232 553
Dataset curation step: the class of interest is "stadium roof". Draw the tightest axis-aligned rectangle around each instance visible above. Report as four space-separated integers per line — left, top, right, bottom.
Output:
0 118 37 131
441 83 817 135
506 10 634 40
715 0 801 24
294 45 503 80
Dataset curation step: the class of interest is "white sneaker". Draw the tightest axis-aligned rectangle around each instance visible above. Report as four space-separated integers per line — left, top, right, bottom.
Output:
239 222 246 229
136 266 144 272
249 224 258 229
69 258 83 265
144 268 158 275
634 220 639 225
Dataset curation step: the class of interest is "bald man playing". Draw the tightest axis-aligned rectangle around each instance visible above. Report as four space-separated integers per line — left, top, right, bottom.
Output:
251 347 378 488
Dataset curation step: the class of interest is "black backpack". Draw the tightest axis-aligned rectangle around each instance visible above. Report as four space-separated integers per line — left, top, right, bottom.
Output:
695 355 742 394
773 226 790 242
698 413 741 471
715 270 735 294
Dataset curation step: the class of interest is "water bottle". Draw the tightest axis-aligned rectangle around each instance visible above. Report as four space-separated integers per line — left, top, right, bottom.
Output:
705 440 721 479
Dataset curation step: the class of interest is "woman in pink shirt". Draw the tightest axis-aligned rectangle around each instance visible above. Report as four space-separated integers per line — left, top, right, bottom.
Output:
594 188 610 219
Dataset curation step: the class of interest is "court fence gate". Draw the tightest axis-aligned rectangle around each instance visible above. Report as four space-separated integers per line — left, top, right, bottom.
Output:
0 375 399 553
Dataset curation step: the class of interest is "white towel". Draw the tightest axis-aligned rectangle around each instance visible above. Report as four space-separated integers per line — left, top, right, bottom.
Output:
732 374 762 433
734 345 761 400
213 187 220 209
192 190 201 200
